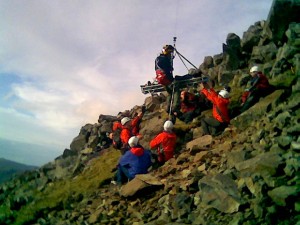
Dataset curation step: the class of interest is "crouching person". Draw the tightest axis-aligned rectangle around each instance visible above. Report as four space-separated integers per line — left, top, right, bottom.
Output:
150 120 177 164
116 136 152 185
200 83 230 136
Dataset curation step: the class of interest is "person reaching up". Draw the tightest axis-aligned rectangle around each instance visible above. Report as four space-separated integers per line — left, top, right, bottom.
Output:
200 82 230 136
111 107 145 153
149 120 177 164
119 117 133 154
131 106 145 136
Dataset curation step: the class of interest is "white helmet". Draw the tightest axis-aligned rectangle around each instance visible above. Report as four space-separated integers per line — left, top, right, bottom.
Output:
163 120 174 131
219 90 229 98
121 117 131 126
250 66 259 73
128 136 139 147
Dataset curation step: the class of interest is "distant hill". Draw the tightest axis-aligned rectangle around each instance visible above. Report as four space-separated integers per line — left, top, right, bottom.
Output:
0 158 38 184
0 137 63 166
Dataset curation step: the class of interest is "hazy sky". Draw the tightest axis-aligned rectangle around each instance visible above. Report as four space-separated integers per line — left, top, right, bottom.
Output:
0 0 273 164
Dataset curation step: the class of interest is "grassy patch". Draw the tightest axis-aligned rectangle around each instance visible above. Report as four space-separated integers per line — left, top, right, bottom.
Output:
12 148 121 225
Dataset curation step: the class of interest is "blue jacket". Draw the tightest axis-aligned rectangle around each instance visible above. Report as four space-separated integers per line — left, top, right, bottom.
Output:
155 54 174 82
118 146 152 179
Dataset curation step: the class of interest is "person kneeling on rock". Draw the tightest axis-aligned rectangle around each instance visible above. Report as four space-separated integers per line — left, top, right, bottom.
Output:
149 120 177 164
116 136 152 185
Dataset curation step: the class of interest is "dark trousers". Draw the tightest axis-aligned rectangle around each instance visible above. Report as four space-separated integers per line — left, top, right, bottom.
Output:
174 74 194 81
241 87 274 113
176 110 199 124
116 165 132 184
201 117 227 136
165 85 180 114
165 74 194 113
240 93 260 112
165 74 195 119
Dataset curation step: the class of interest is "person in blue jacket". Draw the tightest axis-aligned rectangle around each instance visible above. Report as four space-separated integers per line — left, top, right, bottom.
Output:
116 136 152 184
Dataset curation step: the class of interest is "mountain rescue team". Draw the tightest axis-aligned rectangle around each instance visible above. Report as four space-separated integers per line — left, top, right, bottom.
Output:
109 44 273 184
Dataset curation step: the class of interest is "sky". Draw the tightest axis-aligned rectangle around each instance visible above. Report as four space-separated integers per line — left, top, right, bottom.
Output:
0 0 274 165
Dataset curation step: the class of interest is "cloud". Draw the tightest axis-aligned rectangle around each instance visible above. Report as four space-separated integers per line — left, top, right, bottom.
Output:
0 0 273 163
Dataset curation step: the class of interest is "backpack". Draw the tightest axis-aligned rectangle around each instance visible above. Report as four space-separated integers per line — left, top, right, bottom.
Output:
112 128 122 150
156 69 172 86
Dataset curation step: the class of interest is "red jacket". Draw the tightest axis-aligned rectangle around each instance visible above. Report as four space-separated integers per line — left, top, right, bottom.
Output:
113 121 123 131
180 92 197 113
150 131 177 153
131 114 143 136
201 88 230 123
251 72 270 91
120 128 131 145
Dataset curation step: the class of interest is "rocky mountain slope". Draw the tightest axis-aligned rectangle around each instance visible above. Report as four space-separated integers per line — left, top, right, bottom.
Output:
0 0 299 224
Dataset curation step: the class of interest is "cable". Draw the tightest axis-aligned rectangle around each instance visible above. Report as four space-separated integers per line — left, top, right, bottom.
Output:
173 0 180 39
175 49 198 69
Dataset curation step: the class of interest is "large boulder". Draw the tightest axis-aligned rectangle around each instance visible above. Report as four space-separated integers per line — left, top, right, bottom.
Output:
119 174 163 197
231 90 285 130
241 21 264 53
267 0 300 45
198 174 242 213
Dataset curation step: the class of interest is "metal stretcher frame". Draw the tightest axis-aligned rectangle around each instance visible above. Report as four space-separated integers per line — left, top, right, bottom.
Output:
140 77 207 95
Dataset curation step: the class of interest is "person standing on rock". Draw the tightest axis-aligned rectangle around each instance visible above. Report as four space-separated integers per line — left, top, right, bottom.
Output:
155 45 178 117
155 45 198 118
240 66 274 112
200 82 230 136
116 136 152 184
149 120 177 163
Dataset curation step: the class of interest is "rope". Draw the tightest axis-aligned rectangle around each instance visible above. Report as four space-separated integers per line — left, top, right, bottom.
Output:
173 0 180 40
175 49 198 69
177 51 189 71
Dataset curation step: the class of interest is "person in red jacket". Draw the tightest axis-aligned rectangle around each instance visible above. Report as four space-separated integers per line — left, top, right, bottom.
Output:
119 117 133 154
240 66 274 112
200 82 230 136
112 120 123 131
149 120 177 163
119 109 145 154
173 90 202 123
130 107 145 136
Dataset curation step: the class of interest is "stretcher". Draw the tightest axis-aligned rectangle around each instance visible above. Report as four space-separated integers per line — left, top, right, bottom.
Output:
140 77 209 95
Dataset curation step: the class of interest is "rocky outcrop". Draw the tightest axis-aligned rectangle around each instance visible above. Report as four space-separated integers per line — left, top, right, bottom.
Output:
267 0 300 44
